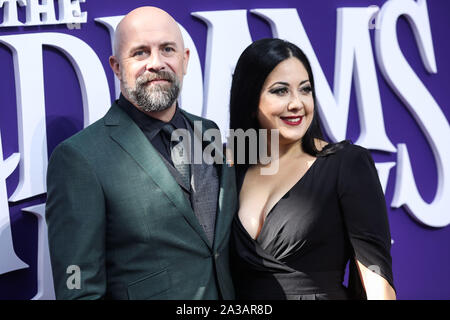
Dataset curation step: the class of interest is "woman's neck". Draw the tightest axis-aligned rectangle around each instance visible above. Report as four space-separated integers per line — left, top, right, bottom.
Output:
263 138 307 165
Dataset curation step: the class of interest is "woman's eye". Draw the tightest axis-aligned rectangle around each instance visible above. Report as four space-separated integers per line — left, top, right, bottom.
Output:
270 87 288 95
300 85 312 94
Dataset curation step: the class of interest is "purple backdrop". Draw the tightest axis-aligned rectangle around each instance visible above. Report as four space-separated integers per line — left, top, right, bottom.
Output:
0 0 449 299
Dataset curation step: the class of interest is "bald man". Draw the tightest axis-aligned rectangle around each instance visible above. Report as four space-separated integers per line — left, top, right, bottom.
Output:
45 7 237 300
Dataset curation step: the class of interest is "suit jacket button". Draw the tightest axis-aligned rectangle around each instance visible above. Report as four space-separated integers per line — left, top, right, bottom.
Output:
215 253 219 259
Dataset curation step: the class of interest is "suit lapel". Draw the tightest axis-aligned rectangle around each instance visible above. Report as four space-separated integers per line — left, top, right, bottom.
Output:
159 153 191 194
105 104 211 248
213 163 237 251
181 110 236 251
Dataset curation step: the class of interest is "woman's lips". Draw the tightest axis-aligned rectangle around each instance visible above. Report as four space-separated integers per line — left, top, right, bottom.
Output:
281 116 303 126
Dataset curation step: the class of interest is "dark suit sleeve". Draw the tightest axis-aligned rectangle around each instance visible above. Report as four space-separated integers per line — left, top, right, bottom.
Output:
337 145 395 297
45 142 106 299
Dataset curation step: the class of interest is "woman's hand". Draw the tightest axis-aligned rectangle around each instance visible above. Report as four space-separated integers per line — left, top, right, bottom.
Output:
356 260 396 300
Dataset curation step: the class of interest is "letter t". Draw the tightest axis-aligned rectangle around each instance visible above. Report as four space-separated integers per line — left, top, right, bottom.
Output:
0 0 27 27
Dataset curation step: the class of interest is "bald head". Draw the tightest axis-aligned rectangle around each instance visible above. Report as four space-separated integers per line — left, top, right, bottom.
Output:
113 6 185 59
109 6 190 120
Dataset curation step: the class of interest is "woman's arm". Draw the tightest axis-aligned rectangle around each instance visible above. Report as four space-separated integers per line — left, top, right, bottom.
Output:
356 260 396 300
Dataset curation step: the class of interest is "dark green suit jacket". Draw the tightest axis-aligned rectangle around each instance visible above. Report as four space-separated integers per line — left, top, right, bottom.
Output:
45 102 237 300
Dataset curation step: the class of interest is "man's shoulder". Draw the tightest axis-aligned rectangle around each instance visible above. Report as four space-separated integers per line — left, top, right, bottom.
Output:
52 103 121 155
62 118 107 148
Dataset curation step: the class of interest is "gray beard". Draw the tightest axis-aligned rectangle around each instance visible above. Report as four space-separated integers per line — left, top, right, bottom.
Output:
122 70 181 112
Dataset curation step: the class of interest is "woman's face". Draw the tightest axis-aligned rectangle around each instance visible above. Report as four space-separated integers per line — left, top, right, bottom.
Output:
257 57 314 146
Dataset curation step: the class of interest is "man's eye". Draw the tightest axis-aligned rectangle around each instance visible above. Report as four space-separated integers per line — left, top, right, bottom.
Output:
163 47 175 53
133 50 145 57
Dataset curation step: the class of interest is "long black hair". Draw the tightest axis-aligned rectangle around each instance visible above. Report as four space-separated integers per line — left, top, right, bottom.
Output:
229 38 341 167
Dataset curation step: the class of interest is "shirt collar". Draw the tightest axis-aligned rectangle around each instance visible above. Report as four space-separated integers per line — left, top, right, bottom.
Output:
117 94 186 140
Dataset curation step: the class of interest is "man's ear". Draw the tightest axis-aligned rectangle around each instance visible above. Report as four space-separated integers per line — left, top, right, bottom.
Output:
109 55 121 80
183 48 190 75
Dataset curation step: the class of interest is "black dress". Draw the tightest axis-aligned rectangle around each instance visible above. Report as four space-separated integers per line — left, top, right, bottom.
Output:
230 141 394 300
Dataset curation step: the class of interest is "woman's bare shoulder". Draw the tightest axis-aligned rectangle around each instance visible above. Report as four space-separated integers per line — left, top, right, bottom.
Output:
314 138 329 152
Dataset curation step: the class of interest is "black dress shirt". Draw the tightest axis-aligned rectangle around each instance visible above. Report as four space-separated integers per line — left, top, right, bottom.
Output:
117 94 188 166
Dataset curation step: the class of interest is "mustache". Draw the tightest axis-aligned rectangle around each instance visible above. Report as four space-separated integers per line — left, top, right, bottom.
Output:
136 70 176 86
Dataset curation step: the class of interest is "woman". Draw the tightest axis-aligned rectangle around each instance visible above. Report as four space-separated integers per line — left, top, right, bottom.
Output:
229 38 396 300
